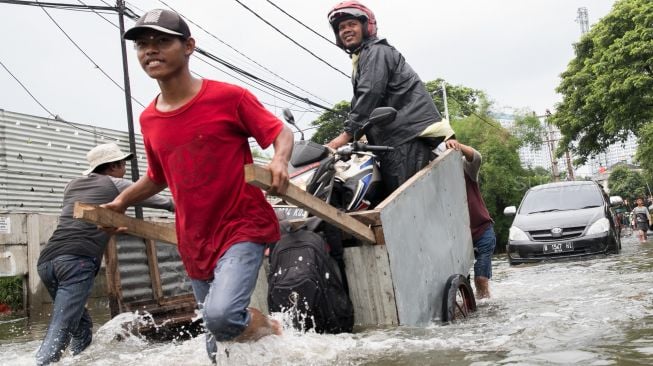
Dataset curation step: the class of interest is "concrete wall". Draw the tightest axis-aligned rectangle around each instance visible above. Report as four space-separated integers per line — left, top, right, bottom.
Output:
0 214 108 315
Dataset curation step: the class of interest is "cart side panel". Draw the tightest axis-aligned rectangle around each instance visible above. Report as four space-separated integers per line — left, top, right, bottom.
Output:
344 244 398 326
379 150 474 326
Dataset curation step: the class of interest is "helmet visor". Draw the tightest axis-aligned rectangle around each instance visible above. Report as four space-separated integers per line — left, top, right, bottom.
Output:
328 7 368 25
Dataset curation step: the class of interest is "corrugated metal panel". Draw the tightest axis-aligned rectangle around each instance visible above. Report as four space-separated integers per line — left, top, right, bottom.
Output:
0 109 171 217
116 235 155 302
155 241 193 298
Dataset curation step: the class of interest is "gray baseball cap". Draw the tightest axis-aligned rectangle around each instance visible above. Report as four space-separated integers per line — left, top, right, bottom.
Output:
123 9 191 40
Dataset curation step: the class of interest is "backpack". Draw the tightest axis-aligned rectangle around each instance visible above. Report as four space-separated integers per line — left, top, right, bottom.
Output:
268 221 354 334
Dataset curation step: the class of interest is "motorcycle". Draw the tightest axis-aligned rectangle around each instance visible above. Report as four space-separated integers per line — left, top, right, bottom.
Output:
273 107 396 220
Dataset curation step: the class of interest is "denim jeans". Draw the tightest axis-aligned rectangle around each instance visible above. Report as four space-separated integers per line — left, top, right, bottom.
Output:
473 224 496 279
191 242 264 363
36 254 97 365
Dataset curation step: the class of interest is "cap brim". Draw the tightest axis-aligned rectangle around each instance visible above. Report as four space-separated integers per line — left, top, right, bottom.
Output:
123 25 184 40
82 153 134 175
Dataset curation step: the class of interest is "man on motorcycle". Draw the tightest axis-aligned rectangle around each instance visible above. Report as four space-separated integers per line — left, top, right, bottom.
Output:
325 1 455 194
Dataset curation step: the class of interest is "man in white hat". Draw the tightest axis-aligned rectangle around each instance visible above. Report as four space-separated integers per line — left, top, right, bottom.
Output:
35 143 174 365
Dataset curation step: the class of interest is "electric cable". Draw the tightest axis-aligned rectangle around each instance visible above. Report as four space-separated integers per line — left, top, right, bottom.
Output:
232 0 349 79
0 58 117 139
158 0 334 107
37 3 147 108
265 0 337 47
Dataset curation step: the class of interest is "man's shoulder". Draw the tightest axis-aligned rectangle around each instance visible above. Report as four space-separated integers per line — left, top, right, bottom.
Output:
205 79 247 96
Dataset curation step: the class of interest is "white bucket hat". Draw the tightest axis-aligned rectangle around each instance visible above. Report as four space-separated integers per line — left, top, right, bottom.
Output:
82 143 134 175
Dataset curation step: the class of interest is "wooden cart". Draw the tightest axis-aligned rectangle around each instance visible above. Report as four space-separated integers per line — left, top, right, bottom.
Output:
75 149 475 330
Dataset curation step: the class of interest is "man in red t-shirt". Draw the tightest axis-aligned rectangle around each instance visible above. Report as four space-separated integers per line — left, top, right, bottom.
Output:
104 9 293 363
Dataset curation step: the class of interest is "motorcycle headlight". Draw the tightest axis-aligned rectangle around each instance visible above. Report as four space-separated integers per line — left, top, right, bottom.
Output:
586 217 610 235
509 226 529 241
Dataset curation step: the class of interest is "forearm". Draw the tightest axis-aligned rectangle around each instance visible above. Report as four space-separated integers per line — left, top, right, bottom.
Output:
458 144 476 162
271 126 293 165
327 132 352 150
110 175 167 213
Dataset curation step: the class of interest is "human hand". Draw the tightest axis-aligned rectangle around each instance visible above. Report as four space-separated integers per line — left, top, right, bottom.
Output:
445 139 460 150
99 201 128 234
267 158 289 196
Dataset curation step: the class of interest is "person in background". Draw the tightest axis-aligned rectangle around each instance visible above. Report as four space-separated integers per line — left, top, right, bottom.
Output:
445 140 495 299
104 9 293 364
36 143 174 365
632 197 650 243
325 1 455 195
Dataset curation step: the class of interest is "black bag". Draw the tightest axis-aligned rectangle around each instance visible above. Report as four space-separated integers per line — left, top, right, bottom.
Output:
268 222 354 334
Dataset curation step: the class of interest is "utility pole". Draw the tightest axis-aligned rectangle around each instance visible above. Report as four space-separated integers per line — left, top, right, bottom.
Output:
441 80 450 121
544 110 560 182
117 0 142 219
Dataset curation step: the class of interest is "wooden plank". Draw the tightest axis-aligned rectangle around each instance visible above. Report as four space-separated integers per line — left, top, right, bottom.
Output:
145 239 163 302
104 237 123 317
244 164 377 244
26 214 43 316
348 210 381 226
73 202 177 245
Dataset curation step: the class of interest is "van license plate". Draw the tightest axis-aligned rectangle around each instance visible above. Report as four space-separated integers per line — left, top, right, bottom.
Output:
543 242 574 254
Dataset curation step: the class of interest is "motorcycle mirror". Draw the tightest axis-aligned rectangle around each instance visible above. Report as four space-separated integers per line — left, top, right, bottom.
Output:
282 108 304 141
354 107 397 141
283 108 295 125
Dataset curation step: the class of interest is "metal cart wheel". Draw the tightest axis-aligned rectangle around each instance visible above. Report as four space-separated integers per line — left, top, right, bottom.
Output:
441 274 477 323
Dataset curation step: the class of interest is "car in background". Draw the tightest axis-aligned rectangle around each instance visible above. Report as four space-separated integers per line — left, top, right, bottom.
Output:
503 181 622 265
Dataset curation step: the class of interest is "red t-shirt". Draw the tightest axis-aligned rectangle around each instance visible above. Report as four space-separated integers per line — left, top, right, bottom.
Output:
140 79 283 280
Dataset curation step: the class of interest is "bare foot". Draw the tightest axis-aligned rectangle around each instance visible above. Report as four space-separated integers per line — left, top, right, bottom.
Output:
270 318 282 336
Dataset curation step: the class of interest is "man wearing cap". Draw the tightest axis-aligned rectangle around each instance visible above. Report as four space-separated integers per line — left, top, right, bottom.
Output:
103 9 293 363
35 143 174 365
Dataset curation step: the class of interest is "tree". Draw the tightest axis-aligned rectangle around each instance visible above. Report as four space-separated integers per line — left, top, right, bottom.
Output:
309 101 350 144
511 110 546 150
424 79 485 120
551 0 653 164
608 166 648 201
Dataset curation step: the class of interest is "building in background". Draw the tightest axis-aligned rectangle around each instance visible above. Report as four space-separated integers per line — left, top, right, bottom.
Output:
492 111 638 179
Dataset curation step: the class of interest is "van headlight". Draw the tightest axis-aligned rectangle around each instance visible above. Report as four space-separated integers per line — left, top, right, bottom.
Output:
509 226 529 241
586 217 610 235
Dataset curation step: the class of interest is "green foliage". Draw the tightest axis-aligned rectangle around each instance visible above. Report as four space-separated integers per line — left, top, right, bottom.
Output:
551 0 653 164
309 101 350 144
0 277 23 311
251 148 270 160
424 79 485 120
608 166 648 201
512 110 546 150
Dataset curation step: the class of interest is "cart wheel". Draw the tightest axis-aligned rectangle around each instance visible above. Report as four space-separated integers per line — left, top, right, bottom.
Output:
442 274 477 323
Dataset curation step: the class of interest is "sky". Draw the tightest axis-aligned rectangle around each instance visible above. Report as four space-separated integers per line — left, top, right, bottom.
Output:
0 0 617 136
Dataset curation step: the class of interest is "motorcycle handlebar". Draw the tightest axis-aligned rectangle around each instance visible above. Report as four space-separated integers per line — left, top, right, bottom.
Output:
358 143 394 152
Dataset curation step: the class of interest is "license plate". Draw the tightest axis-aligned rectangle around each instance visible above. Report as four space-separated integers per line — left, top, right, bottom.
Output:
273 206 307 220
543 242 574 254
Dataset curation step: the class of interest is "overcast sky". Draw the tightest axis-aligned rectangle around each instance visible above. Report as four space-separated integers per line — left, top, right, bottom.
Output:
0 0 616 135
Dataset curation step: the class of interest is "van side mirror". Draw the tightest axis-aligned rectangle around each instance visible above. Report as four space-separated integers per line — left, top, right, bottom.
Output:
609 196 623 207
503 206 516 216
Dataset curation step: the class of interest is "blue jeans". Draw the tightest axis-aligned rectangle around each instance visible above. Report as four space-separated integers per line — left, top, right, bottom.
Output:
36 254 97 365
473 224 496 279
190 242 264 362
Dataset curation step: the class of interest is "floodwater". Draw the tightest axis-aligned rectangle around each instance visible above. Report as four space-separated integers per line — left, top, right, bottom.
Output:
1 235 652 366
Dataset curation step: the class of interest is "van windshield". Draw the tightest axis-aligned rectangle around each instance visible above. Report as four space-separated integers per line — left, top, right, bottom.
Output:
519 185 604 214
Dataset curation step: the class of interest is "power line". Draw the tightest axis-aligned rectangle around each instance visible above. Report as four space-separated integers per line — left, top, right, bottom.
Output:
37 3 147 108
232 0 350 79
0 0 115 12
265 0 337 47
158 0 334 107
0 58 118 139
